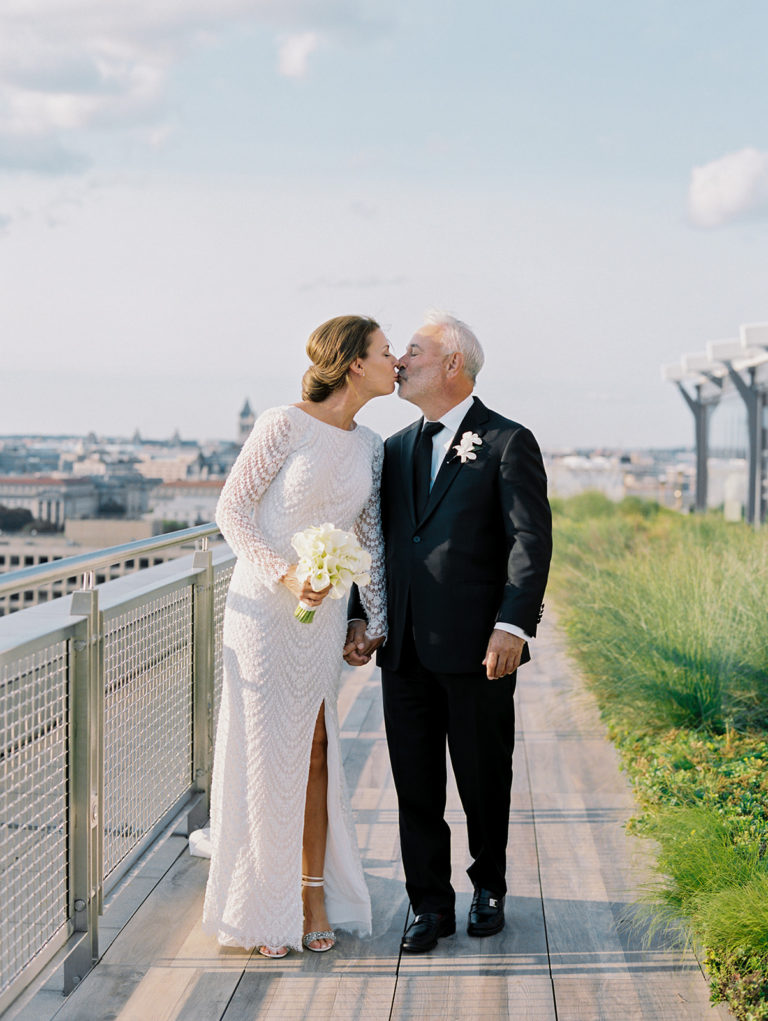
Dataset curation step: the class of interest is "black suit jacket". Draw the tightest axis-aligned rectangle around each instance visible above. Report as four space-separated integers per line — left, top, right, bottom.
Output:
357 396 552 674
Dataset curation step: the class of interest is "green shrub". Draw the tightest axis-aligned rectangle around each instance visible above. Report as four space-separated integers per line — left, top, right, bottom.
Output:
645 808 767 916
550 495 768 1019
552 499 767 733
557 490 617 521
700 875 768 956
708 948 768 1019
618 495 662 519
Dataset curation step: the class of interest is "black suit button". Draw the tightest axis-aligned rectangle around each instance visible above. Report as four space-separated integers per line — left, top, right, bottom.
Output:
413 535 421 543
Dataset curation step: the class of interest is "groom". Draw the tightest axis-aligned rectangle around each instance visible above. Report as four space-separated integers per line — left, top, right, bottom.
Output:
346 310 551 953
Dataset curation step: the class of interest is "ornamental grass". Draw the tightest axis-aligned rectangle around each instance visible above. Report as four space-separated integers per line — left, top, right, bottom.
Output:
550 494 768 1019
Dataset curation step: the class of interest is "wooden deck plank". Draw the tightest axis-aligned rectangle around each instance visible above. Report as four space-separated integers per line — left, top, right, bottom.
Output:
517 614 728 1020
18 614 726 1021
222 666 406 1020
338 662 377 736
9 834 192 1021
393 715 556 1021
50 854 250 1021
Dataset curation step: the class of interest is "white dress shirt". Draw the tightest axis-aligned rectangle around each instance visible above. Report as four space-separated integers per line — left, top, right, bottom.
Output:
425 395 532 644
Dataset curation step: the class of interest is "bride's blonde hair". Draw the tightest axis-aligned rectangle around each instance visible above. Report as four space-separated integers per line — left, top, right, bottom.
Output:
302 315 380 403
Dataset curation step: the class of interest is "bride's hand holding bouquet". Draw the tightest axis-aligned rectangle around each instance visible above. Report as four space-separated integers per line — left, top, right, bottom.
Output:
282 524 372 623
281 563 332 616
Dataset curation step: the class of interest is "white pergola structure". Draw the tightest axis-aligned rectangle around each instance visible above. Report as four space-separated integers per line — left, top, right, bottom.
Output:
662 323 768 525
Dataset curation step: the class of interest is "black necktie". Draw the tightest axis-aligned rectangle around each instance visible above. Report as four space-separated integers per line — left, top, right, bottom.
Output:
413 421 444 518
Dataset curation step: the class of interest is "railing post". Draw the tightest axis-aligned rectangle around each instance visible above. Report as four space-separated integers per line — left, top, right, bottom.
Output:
65 582 104 992
190 542 215 832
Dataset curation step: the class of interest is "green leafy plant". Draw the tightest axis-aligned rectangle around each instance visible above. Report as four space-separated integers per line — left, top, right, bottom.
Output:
550 493 768 1019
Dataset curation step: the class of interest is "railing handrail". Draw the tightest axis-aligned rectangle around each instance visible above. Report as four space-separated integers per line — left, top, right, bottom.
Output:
0 536 235 1013
0 522 220 598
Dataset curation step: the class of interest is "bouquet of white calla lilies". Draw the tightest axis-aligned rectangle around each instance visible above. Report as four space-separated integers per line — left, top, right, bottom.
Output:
290 523 372 623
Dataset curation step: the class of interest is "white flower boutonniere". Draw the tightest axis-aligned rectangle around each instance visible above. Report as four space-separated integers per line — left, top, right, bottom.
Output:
453 430 482 464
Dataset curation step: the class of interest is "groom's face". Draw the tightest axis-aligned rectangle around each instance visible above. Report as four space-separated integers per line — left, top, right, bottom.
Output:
396 325 449 406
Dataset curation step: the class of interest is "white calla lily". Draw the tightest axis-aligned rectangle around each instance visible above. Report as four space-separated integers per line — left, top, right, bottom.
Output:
290 523 373 622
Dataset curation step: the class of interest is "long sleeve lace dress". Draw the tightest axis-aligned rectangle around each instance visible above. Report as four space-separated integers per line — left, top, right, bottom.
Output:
202 405 386 951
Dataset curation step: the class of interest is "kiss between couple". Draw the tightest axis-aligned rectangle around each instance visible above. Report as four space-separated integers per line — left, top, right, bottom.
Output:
200 310 552 958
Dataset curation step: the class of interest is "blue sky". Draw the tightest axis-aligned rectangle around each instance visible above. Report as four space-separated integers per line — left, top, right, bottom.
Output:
1 0 767 448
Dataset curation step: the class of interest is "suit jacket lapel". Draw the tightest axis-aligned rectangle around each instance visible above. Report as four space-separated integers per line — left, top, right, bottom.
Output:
400 418 423 526
418 397 490 525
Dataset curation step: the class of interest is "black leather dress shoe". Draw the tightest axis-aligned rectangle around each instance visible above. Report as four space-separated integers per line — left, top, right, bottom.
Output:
401 912 456 953
467 888 505 937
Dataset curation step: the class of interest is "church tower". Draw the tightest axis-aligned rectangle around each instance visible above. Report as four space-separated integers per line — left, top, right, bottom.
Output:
239 399 255 444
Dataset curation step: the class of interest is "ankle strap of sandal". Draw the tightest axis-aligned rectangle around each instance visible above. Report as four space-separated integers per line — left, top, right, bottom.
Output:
302 874 325 887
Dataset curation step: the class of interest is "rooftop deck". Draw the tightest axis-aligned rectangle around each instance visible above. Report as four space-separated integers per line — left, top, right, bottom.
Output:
13 616 728 1021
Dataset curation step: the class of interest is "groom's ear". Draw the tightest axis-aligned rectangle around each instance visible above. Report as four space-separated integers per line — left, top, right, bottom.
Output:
444 350 464 378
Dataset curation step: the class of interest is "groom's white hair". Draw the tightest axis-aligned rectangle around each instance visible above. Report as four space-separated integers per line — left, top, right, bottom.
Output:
424 308 484 382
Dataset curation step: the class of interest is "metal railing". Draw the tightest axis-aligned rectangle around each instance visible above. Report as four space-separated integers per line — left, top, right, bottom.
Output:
0 526 235 1015
0 524 218 601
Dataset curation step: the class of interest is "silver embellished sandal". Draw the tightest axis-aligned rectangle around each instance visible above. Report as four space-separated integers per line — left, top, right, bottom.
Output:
257 945 289 958
301 874 336 952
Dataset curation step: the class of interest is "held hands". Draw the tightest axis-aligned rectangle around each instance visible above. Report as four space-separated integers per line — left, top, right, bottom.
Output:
342 619 522 675
280 564 331 608
343 620 384 666
483 630 525 680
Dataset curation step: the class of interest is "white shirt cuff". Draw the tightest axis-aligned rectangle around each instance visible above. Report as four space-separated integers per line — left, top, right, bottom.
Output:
494 622 531 642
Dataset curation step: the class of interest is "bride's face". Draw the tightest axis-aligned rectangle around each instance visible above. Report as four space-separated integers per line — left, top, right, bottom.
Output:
361 330 398 395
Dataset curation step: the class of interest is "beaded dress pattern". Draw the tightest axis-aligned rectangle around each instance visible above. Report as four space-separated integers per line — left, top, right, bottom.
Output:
202 405 386 950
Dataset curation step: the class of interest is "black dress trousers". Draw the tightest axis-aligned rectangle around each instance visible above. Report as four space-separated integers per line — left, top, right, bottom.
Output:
381 606 516 915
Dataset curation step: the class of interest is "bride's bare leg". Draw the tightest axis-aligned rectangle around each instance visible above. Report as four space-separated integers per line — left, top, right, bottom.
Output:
302 702 333 950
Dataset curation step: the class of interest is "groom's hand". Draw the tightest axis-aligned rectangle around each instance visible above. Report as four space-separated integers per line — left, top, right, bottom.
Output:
344 620 371 666
344 621 385 666
483 630 525 679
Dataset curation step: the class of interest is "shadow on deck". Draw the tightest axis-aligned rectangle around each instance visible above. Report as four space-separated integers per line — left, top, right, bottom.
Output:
13 618 729 1021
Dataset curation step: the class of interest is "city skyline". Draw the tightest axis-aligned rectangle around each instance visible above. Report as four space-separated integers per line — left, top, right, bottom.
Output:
1 1 767 449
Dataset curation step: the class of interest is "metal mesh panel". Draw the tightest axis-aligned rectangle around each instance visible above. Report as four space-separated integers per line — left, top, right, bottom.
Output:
0 643 69 997
212 563 233 745
102 586 193 879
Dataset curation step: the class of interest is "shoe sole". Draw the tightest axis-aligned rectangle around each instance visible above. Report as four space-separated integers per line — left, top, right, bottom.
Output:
401 920 456 953
467 918 505 937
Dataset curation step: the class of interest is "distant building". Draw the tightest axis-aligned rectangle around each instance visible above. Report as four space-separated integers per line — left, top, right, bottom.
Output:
0 476 99 526
0 441 61 475
546 454 626 501
134 452 202 482
146 479 224 526
198 444 239 478
239 399 255 444
96 476 152 517
545 449 696 512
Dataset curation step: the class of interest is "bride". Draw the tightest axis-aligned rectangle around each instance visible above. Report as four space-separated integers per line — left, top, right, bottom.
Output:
202 315 393 957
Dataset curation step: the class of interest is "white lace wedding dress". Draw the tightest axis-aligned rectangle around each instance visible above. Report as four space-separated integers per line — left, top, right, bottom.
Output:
201 405 386 951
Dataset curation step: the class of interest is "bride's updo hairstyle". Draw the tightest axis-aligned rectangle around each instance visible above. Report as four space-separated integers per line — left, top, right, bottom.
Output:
302 315 381 403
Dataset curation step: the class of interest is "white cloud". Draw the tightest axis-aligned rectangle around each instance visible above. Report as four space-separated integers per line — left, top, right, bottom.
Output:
277 31 319 78
688 146 768 228
0 134 89 173
0 0 383 172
